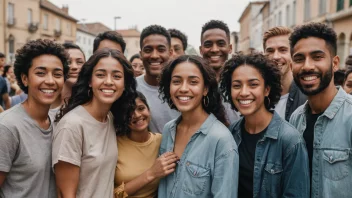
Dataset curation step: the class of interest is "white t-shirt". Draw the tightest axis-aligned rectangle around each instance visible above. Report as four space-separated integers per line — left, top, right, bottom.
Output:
275 93 289 119
52 105 118 198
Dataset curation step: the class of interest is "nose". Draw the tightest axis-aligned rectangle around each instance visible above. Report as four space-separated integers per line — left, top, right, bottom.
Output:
272 50 280 60
45 73 55 85
179 81 189 92
104 74 113 85
151 50 158 59
210 44 219 52
132 109 141 119
302 57 315 71
70 60 78 71
239 85 250 97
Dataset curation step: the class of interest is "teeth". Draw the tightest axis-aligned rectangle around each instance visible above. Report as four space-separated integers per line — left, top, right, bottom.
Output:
150 62 161 66
303 76 317 81
136 120 144 125
102 89 115 93
239 100 253 105
41 89 54 93
178 96 191 101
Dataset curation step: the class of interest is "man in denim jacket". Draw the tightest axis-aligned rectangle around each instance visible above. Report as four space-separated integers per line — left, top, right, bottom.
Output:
289 22 352 198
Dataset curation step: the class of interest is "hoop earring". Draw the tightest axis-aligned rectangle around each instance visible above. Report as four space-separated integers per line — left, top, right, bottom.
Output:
168 98 174 108
203 95 209 107
265 96 270 107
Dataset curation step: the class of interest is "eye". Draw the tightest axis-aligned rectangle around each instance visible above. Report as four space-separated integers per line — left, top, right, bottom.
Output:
36 72 45 76
313 55 323 60
250 83 259 87
96 73 105 78
114 74 122 79
190 80 198 85
232 84 241 89
172 79 181 84
137 106 145 111
293 57 304 63
54 73 63 78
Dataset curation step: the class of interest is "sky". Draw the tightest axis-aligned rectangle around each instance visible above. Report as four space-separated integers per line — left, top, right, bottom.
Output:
50 0 252 48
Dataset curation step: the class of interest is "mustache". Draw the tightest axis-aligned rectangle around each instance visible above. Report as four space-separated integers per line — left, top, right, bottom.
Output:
297 71 321 78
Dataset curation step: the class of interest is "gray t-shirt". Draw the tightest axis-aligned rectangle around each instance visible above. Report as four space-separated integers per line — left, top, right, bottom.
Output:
275 93 289 119
136 75 179 133
0 104 57 198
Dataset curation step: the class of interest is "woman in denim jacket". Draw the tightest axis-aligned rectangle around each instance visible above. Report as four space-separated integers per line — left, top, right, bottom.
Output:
220 53 310 198
158 55 239 198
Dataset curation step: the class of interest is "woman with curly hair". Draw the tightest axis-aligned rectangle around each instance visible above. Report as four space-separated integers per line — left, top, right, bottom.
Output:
0 39 69 197
158 55 239 198
52 48 137 198
220 53 310 198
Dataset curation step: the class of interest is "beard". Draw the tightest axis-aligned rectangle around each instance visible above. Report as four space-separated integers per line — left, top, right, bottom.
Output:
294 64 333 96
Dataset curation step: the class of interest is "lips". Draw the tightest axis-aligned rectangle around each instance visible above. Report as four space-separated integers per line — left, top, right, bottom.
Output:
100 89 116 94
69 72 79 78
238 99 254 105
302 76 318 81
40 89 56 94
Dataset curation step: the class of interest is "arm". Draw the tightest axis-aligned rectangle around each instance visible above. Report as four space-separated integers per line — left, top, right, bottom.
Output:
115 152 178 197
0 172 6 186
0 105 4 112
2 93 10 110
0 125 18 186
54 161 80 198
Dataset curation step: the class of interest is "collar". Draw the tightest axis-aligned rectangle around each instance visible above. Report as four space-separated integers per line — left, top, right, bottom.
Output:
168 113 217 136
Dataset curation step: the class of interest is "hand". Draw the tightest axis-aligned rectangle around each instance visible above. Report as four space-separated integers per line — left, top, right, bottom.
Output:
147 152 179 181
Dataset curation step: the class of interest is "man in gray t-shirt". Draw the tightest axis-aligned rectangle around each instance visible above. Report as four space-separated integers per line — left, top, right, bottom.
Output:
137 25 180 133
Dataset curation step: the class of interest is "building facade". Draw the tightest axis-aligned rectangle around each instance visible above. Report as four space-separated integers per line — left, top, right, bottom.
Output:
116 28 140 59
76 24 96 59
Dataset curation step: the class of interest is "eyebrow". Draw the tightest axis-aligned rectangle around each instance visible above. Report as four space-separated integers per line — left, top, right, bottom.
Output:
34 66 63 71
95 69 123 73
293 50 325 57
232 79 260 83
172 75 200 79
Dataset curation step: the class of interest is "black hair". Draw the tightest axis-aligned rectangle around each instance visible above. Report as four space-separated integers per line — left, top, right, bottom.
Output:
334 69 345 86
93 31 126 53
14 39 69 94
140 25 171 49
201 20 230 42
159 55 228 126
168 28 188 51
344 69 352 84
220 52 282 111
63 42 86 61
129 54 141 63
290 22 337 56
56 48 137 134
2 65 12 77
0 52 5 58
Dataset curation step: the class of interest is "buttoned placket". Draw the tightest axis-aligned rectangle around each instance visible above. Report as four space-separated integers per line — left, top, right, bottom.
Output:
311 115 324 198
253 137 266 198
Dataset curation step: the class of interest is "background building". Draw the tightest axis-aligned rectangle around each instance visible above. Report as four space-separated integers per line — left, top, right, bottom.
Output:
116 28 140 59
76 24 96 59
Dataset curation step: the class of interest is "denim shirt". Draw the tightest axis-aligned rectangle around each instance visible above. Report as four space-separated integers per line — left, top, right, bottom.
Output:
158 114 239 198
289 88 352 198
229 111 310 198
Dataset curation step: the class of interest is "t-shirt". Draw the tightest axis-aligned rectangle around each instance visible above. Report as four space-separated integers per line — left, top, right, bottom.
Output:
136 75 179 133
238 121 267 198
0 76 8 108
114 132 162 198
52 105 118 198
223 100 241 124
0 104 57 198
48 106 60 123
274 93 289 119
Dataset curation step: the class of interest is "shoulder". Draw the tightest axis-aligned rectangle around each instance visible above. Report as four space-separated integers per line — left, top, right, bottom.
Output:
55 106 85 131
276 119 304 152
0 105 26 127
289 103 306 122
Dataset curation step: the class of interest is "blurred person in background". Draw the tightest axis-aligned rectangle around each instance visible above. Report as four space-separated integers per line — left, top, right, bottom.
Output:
129 54 144 77
168 28 188 59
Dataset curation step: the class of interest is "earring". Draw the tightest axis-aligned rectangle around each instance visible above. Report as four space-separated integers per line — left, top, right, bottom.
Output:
203 95 209 107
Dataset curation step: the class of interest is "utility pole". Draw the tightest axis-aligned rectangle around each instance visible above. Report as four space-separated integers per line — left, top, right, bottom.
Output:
114 16 121 30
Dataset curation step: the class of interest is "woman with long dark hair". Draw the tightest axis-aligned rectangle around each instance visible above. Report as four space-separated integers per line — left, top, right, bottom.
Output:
52 48 137 198
158 55 239 197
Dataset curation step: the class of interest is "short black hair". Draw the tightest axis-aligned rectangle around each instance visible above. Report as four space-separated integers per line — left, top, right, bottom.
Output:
334 69 345 86
344 69 352 84
63 42 86 60
220 53 282 111
14 39 69 94
201 20 230 42
0 52 5 58
290 22 337 56
93 31 126 53
140 25 171 49
168 28 188 51
2 65 12 77
129 53 140 63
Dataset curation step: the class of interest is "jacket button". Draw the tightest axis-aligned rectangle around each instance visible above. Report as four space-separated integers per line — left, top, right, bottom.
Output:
271 169 274 174
329 156 333 162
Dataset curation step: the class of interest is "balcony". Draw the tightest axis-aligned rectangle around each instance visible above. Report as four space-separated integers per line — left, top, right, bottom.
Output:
28 22 39 33
7 18 16 27
54 29 62 37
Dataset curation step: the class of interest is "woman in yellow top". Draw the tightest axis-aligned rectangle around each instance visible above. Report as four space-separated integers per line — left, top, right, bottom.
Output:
114 91 179 198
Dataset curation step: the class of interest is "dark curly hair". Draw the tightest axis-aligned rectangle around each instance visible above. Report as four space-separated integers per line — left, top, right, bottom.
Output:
201 20 230 42
93 31 126 53
290 22 337 56
344 69 352 84
2 65 12 77
0 52 5 58
220 53 282 111
56 48 138 134
129 53 141 63
159 55 228 126
14 39 69 94
63 42 86 61
140 25 171 49
168 28 188 51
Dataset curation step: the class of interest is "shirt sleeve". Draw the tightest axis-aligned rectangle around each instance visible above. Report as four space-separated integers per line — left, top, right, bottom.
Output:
0 124 19 172
52 127 83 168
114 182 129 198
0 78 8 95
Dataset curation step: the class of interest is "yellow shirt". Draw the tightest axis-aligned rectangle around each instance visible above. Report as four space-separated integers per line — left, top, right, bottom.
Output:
114 132 162 198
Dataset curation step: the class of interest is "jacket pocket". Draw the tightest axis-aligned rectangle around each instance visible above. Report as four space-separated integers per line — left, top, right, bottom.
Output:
182 161 210 195
262 163 283 197
322 149 349 181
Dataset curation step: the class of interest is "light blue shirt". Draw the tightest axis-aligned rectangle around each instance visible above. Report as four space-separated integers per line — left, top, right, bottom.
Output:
158 114 239 198
289 88 352 198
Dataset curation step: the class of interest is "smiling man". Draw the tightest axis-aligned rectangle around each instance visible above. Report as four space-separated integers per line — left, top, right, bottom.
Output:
136 25 179 133
289 22 352 198
168 28 188 59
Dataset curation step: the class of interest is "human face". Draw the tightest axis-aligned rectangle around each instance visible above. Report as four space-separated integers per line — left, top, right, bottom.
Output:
131 58 144 77
67 48 85 84
200 28 232 71
129 98 150 132
140 34 172 78
291 37 339 96
89 57 125 108
343 72 352 94
265 35 292 77
7 67 15 79
171 37 185 59
21 55 65 106
170 62 208 113
97 39 123 52
0 57 5 67
231 65 270 117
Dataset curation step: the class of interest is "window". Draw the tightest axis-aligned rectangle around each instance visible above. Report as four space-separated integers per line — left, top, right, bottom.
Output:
293 1 296 25
304 0 310 21
28 9 32 24
43 14 48 30
337 0 344 11
56 18 61 31
350 0 352 6
286 5 291 26
83 37 86 44
319 0 327 15
77 36 81 43
7 3 14 22
67 23 72 36
278 11 282 26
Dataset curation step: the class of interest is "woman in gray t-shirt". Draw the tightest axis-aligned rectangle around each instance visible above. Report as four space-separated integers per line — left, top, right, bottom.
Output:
0 39 69 198
52 48 138 198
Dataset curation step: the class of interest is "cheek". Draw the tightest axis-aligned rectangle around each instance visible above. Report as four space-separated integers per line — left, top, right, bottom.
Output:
231 88 239 102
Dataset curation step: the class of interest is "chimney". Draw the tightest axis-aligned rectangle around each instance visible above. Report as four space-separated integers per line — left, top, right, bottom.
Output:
61 5 69 14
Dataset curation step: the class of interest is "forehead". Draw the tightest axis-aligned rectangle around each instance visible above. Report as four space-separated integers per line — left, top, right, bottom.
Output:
94 56 123 71
265 35 290 49
293 37 330 55
171 37 183 46
232 65 263 80
31 54 63 68
67 48 85 59
98 39 123 52
142 34 169 48
172 62 202 77
202 28 228 43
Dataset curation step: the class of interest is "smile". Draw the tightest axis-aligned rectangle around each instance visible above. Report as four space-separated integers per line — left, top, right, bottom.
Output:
40 89 55 94
238 99 254 105
302 76 318 81
100 89 115 93
177 96 192 101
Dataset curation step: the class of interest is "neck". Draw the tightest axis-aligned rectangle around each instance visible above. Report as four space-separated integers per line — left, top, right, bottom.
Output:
180 106 209 129
129 130 150 143
22 98 50 122
281 72 293 95
83 100 111 122
307 82 338 114
244 107 272 134
144 74 159 86
50 83 72 109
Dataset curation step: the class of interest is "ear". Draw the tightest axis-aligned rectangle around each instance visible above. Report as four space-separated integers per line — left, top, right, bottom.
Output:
332 55 340 72
203 86 209 97
228 44 233 54
21 73 28 87
264 85 271 97
199 46 203 56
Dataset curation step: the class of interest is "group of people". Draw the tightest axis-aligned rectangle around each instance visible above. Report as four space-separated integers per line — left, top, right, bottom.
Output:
0 19 351 198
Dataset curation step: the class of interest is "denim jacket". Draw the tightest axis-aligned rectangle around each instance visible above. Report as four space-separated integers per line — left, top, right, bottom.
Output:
285 82 307 121
229 111 310 198
289 88 352 198
158 114 239 198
